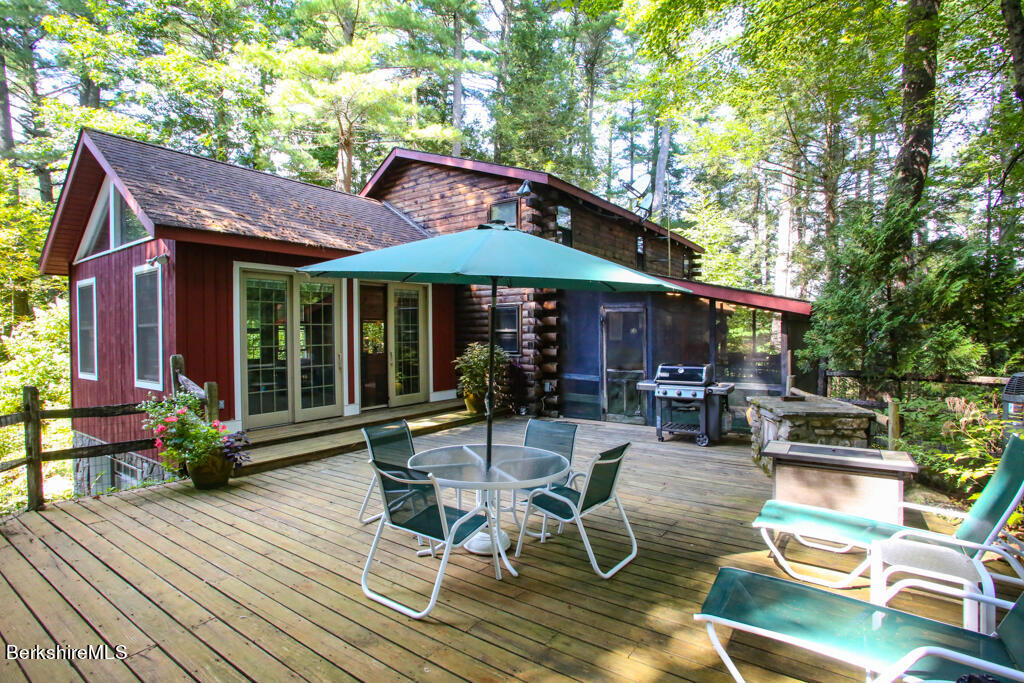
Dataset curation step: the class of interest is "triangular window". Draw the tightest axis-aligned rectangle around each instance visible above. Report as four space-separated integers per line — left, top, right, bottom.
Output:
115 194 148 245
81 192 111 258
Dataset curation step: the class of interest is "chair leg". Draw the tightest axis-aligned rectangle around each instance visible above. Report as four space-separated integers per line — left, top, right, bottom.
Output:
576 497 637 579
358 474 383 525
515 499 535 558
704 622 746 682
362 518 451 620
760 528 868 588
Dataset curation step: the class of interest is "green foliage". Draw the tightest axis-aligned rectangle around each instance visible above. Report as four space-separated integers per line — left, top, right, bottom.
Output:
453 342 509 402
0 162 59 333
0 299 71 480
139 392 251 470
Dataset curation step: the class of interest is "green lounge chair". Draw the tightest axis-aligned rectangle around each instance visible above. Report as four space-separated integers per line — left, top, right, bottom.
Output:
514 442 637 578
695 567 1024 683
753 434 1024 588
361 462 489 619
357 420 429 525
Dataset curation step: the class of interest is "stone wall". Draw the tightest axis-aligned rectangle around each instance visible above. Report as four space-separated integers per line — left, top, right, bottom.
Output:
747 396 873 472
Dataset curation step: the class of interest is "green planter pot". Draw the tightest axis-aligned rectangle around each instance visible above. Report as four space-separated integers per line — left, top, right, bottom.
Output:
186 455 233 489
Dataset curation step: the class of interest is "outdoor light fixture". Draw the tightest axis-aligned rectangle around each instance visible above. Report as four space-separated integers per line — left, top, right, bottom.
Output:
516 180 532 196
146 253 170 267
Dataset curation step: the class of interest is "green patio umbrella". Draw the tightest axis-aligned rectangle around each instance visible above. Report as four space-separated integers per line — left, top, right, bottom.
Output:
301 222 688 466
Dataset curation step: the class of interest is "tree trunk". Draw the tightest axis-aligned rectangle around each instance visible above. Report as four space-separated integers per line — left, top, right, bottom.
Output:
774 153 798 298
452 10 464 157
1002 0 1024 110
889 0 940 211
652 120 671 218
79 74 101 108
0 54 14 160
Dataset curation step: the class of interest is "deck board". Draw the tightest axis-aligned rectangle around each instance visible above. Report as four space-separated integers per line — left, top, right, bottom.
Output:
0 416 972 681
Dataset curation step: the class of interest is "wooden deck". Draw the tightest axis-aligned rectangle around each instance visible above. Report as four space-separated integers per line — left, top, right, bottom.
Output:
0 418 963 682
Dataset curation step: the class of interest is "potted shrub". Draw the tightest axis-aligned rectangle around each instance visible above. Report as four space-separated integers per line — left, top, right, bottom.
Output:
139 393 251 489
453 342 509 414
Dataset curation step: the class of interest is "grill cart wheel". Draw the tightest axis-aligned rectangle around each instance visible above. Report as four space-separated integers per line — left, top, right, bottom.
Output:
696 433 710 447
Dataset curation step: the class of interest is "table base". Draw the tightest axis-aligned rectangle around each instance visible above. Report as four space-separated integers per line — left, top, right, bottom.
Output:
464 529 511 555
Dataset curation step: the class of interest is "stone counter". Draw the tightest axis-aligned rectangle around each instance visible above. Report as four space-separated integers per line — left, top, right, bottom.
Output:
747 395 875 471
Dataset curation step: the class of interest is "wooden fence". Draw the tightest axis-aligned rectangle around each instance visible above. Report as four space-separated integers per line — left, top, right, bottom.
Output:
0 355 216 512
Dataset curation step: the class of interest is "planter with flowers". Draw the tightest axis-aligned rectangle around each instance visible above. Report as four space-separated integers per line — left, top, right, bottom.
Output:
139 393 250 489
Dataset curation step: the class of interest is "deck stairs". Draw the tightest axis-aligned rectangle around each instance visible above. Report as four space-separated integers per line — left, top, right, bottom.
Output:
236 399 482 475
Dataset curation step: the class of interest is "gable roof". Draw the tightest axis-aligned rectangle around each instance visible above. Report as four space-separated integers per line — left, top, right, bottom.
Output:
40 129 428 275
360 148 705 254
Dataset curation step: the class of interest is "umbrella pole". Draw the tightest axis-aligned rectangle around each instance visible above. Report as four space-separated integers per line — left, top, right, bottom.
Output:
486 278 497 469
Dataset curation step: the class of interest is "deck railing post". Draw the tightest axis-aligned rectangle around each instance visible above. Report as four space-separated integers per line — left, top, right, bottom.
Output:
23 386 43 511
170 354 185 395
204 382 219 422
887 399 901 446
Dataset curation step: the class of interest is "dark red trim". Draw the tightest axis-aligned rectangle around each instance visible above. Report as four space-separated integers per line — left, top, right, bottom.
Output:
81 131 157 234
153 225 355 259
39 131 87 275
360 148 705 254
663 277 813 316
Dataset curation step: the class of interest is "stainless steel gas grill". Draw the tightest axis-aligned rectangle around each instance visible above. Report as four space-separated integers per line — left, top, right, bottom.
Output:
637 364 735 446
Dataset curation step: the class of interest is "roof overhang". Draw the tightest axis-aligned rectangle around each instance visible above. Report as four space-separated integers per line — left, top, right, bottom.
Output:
361 148 705 254
662 277 812 316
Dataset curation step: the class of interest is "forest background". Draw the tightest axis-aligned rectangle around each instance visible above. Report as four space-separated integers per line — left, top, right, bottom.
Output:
0 0 1022 412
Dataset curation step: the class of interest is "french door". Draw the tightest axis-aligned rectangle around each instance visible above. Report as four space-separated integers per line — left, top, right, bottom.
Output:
386 283 428 407
241 272 343 428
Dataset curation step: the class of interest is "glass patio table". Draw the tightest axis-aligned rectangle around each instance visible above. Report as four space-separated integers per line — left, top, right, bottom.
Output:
409 444 569 579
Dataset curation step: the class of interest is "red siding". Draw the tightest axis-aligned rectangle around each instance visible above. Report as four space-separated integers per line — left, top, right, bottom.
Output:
432 284 456 392
70 239 176 445
174 243 321 422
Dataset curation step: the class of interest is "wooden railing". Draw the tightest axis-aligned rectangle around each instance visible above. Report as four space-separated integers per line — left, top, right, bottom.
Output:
0 355 216 512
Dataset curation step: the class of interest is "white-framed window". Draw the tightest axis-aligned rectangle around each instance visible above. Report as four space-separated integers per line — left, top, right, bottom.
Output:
76 178 150 262
76 278 98 380
132 263 163 390
494 304 521 355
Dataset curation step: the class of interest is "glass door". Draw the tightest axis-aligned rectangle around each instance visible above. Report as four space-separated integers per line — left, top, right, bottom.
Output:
359 284 388 409
243 274 292 428
294 279 341 421
387 283 428 407
601 305 647 424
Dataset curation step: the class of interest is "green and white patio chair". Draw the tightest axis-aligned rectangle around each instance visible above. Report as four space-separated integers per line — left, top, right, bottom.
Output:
753 434 1024 589
508 419 579 538
514 442 637 579
695 567 1024 683
357 420 428 525
361 462 490 619
869 537 1024 633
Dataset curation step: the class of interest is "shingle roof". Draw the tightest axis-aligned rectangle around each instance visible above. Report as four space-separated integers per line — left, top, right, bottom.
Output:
84 130 428 252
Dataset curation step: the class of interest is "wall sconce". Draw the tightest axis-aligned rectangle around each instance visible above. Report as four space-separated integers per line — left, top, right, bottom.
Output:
516 180 532 196
146 253 170 267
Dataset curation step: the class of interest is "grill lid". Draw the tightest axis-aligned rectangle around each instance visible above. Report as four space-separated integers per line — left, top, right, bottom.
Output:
654 364 713 386
1004 373 1024 403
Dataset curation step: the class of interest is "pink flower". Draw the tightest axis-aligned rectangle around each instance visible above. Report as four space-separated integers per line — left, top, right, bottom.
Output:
164 416 178 423
222 436 230 443
155 438 163 449
219 424 228 432
176 407 188 414
212 420 220 426
155 424 166 434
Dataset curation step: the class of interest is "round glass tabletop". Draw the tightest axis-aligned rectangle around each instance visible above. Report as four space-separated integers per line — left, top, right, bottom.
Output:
409 444 569 490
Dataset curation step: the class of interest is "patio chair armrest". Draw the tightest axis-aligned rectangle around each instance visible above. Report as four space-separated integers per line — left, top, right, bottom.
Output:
899 501 969 519
890 529 1024 578
567 472 585 490
447 501 488 539
875 646 1024 683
